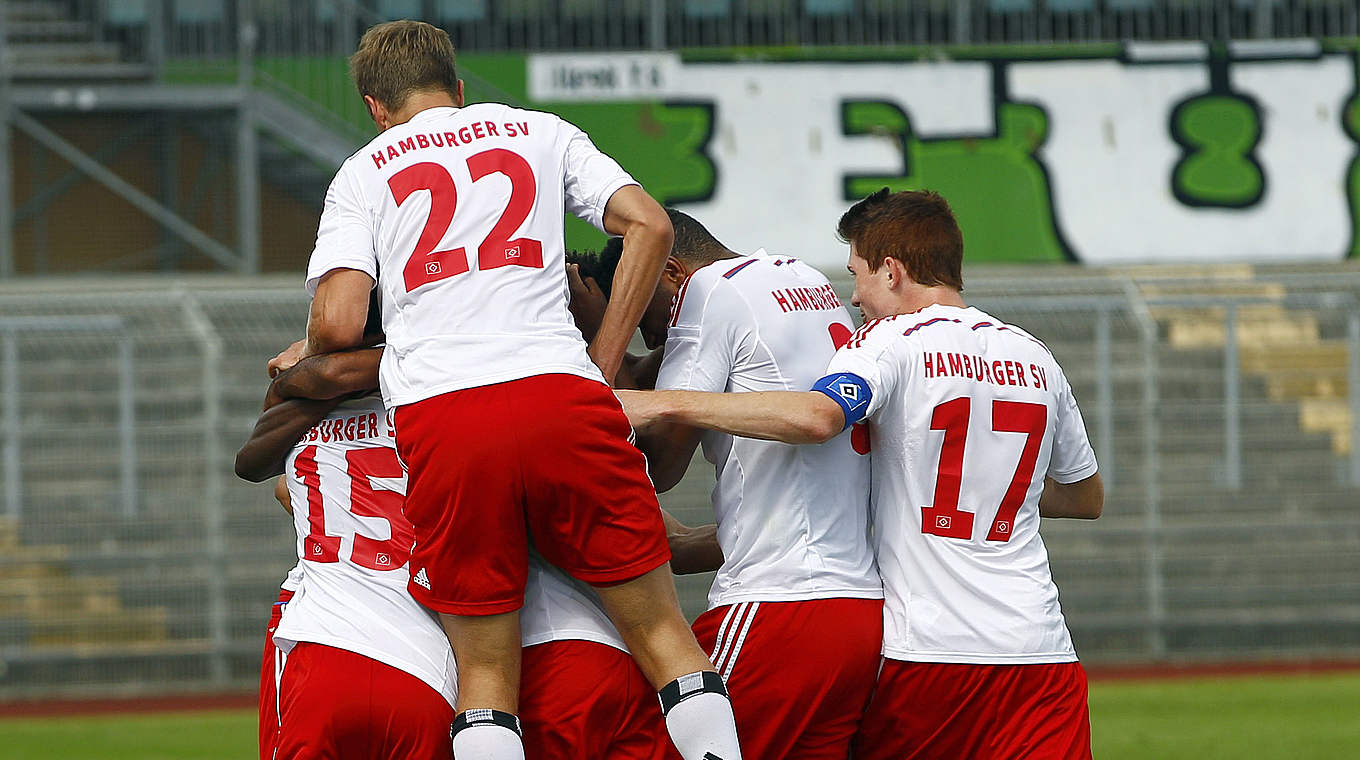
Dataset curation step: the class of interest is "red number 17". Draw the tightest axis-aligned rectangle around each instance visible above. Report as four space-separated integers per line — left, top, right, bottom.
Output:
922 398 1047 543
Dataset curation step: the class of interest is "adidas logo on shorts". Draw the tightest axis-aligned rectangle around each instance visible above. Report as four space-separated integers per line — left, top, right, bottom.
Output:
413 567 431 590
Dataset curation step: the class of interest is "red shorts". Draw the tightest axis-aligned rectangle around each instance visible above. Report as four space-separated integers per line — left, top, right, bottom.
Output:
520 640 668 760
275 642 454 760
258 587 293 760
853 660 1092 760
396 374 671 615
687 597 883 760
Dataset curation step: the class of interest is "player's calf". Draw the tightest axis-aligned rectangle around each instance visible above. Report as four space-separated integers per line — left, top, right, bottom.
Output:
595 566 743 760
440 611 527 760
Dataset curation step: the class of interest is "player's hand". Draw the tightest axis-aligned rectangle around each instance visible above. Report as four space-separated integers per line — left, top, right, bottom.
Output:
566 263 608 342
616 389 662 431
267 339 306 378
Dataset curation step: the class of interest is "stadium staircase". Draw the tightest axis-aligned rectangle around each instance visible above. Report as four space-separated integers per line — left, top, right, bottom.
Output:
4 0 363 243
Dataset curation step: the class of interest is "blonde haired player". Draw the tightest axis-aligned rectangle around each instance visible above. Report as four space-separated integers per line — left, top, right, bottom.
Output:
300 22 739 760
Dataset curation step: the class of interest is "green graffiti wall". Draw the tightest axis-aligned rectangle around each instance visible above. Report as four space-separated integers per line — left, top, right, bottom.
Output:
253 43 1360 270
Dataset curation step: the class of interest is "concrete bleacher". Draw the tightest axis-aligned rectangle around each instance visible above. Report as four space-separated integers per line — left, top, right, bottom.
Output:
1 266 1358 696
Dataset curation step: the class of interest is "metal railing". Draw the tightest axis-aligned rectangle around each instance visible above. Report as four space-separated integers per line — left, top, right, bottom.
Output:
0 268 1358 698
11 2 1360 66
0 315 138 520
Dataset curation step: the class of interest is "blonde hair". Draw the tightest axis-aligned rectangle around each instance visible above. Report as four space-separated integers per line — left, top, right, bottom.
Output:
349 20 458 111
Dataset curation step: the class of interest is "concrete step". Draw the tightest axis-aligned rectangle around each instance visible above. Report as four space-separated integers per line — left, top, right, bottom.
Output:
26 606 169 646
9 61 153 81
5 20 93 41
7 41 123 64
5 2 66 22
0 575 122 616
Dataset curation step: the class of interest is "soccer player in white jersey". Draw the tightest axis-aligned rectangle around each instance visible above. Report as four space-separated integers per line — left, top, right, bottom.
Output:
236 350 457 760
591 211 884 759
621 189 1105 759
300 21 739 760
254 336 670 760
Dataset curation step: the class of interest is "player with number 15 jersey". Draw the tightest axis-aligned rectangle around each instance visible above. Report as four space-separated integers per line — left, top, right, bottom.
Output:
273 395 457 760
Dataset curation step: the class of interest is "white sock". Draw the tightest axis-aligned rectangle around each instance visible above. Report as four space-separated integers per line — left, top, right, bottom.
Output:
451 710 525 760
660 672 743 760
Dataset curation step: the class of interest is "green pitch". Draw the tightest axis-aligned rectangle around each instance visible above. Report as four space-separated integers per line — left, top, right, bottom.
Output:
1 672 1357 759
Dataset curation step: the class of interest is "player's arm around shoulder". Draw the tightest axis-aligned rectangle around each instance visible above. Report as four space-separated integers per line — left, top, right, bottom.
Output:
236 348 383 482
618 388 846 445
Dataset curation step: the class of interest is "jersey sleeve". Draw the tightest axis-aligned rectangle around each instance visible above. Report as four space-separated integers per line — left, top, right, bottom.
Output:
655 274 739 394
561 122 639 234
305 161 377 296
1048 371 1099 483
819 323 903 424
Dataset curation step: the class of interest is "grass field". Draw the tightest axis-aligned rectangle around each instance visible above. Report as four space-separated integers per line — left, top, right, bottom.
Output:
2 672 1358 759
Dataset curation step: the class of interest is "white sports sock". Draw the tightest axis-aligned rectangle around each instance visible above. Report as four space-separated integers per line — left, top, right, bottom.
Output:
660 672 743 760
451 710 525 760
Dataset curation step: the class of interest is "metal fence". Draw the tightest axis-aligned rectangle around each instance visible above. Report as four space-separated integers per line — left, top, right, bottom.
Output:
10 1 1360 65
0 265 1358 698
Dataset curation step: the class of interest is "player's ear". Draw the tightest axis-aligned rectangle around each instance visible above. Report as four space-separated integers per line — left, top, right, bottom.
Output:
883 256 909 289
663 256 687 284
363 95 389 130
454 80 465 108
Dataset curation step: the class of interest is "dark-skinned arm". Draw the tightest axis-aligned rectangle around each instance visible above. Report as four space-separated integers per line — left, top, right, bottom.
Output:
263 348 383 410
238 348 384 482
235 398 342 482
663 510 723 575
636 422 705 493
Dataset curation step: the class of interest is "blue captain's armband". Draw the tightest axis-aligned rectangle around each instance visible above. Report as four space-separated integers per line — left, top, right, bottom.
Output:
811 372 872 430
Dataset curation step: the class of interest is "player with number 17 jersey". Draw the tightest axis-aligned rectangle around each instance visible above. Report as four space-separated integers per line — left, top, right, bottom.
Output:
830 304 1099 758
272 396 456 760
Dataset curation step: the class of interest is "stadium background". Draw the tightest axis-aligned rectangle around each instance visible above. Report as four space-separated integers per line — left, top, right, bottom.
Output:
1 1 1359 757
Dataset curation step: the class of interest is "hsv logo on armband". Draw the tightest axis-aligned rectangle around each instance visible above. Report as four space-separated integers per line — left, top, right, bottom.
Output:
811 372 873 430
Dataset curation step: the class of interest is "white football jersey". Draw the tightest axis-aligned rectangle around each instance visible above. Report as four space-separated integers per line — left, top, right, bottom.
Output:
279 563 303 593
824 304 1098 664
657 251 881 609
274 396 456 706
305 103 639 406
521 552 627 653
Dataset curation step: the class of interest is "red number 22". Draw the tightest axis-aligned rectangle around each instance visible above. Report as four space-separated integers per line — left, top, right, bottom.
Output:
390 150 544 293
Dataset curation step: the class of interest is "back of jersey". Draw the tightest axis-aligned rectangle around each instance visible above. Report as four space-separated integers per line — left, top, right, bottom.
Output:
828 305 1097 664
306 103 638 406
658 252 880 609
274 396 455 705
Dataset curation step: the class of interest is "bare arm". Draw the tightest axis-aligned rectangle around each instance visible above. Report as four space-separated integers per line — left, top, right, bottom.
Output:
636 422 705 493
235 398 341 482
592 186 673 384
239 347 384 481
264 348 383 410
663 510 723 575
623 347 665 391
619 389 846 445
304 268 375 357
273 476 293 516
1039 473 1103 519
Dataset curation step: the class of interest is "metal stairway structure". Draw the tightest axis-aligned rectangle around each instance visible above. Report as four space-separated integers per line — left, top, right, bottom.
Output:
0 0 366 276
